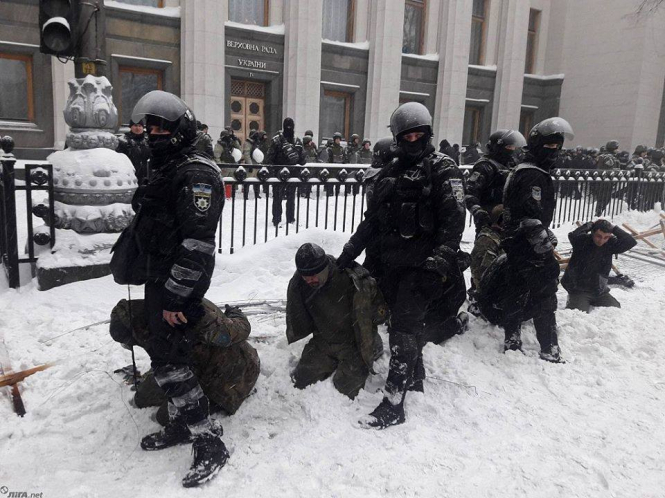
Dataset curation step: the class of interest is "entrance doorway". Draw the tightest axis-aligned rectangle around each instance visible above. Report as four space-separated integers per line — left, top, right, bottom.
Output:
230 79 266 143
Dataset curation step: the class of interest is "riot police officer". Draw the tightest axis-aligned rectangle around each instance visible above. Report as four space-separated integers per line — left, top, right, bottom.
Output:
464 129 526 234
116 118 152 184
501 117 575 363
266 117 306 226
336 102 466 429
127 91 228 487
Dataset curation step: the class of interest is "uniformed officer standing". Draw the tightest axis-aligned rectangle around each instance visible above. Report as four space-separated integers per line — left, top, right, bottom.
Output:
116 118 152 185
266 117 306 226
127 91 228 487
336 102 466 429
464 129 526 234
501 117 575 363
357 138 373 164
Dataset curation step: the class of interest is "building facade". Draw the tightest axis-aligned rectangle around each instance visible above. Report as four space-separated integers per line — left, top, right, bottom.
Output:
1 0 664 159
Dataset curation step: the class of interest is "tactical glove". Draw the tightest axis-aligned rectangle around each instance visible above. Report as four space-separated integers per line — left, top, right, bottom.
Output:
471 207 491 230
423 245 457 279
224 304 245 320
336 250 355 271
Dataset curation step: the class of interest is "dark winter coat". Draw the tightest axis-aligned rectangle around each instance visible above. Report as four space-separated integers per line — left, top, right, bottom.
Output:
561 223 636 296
131 151 224 313
286 258 388 369
596 152 621 170
464 157 511 224
194 131 214 159
343 148 466 270
266 132 306 169
117 132 152 185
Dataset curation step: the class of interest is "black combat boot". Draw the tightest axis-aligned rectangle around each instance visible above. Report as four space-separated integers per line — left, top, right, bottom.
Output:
503 320 523 352
182 423 229 488
361 331 418 429
141 420 192 451
534 313 564 363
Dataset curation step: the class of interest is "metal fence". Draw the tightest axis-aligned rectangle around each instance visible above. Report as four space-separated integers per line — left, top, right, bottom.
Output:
0 138 56 288
1 144 664 286
217 164 665 254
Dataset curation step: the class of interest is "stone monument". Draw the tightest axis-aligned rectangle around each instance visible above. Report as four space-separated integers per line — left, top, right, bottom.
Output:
35 75 138 290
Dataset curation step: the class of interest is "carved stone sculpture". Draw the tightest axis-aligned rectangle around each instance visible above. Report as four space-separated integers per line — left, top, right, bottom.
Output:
47 75 137 233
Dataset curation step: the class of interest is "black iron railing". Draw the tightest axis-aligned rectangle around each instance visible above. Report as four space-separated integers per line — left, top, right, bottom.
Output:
217 164 665 254
0 137 56 288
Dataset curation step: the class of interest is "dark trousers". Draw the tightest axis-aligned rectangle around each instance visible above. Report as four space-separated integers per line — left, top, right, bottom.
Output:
144 281 210 430
272 184 296 224
380 267 464 402
501 255 560 352
566 290 620 313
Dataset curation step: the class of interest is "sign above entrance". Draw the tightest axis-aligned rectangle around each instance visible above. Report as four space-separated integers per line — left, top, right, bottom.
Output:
227 40 279 56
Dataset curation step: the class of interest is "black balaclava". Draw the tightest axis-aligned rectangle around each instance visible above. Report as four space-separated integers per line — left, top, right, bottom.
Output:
528 134 564 170
283 117 295 143
397 125 432 163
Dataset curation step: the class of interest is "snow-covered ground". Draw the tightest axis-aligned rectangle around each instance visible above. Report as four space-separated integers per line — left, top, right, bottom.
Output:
1 207 664 498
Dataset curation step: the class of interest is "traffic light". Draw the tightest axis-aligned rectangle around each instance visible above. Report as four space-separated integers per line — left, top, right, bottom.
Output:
39 0 80 57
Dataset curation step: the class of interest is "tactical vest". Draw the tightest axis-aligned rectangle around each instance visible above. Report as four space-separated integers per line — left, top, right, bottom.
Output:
503 162 554 230
135 153 222 278
374 160 435 239
330 144 345 163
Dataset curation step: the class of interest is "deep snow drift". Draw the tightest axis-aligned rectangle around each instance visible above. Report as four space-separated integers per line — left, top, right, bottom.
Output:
1 210 664 498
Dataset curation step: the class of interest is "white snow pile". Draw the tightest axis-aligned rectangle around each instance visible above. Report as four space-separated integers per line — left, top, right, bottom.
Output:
1 210 664 497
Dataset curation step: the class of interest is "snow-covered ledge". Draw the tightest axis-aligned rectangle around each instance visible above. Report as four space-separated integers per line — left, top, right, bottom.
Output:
104 0 181 17
224 20 286 35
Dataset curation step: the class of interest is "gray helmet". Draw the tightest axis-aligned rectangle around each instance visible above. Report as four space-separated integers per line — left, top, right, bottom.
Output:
333 132 342 140
634 144 647 155
527 117 574 149
131 90 197 147
304 129 314 137
606 140 619 152
389 102 432 140
362 138 371 146
487 129 526 154
351 134 359 142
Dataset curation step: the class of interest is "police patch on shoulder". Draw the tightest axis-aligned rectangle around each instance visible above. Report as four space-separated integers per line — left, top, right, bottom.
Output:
532 186 542 201
449 178 464 202
193 183 212 212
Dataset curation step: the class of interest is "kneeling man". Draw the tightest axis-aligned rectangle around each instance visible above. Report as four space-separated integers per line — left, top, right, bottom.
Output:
287 243 387 398
562 219 636 312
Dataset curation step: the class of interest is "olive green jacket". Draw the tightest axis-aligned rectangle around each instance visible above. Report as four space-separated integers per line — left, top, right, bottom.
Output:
286 257 388 369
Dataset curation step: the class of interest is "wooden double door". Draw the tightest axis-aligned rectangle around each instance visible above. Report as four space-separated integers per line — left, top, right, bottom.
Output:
230 79 266 143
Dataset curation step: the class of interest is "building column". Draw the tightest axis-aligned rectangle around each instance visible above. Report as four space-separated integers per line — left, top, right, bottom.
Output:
364 0 404 144
51 59 75 150
433 0 473 146
282 0 323 142
180 0 227 139
491 0 530 131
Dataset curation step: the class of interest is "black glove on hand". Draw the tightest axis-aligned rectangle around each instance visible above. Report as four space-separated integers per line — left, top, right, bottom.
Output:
336 251 354 271
471 207 491 230
224 304 245 320
423 245 457 278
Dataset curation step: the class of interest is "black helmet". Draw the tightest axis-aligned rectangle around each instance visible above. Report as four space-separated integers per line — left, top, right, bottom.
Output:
527 117 574 149
372 137 396 165
606 140 619 152
527 117 574 168
129 118 145 127
389 102 433 140
486 129 526 164
132 90 197 156
487 129 526 152
333 132 342 140
634 144 647 156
